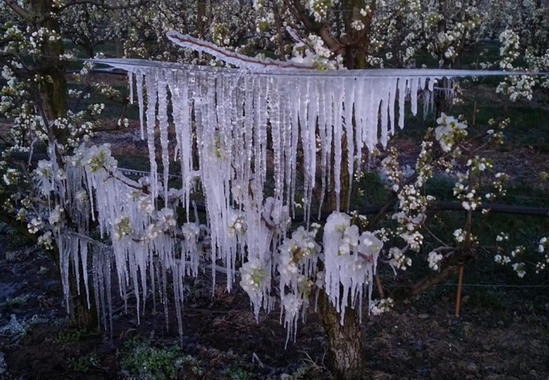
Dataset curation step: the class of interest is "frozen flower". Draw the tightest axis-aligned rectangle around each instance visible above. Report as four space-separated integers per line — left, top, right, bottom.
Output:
48 205 64 225
138 196 154 214
114 216 131 240
37 231 54 250
228 211 246 236
240 258 268 295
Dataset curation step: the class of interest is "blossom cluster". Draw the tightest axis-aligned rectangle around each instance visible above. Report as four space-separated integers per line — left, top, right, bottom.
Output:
536 237 549 273
434 113 468 153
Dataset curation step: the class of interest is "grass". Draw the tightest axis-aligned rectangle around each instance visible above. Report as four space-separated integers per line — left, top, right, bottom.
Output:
120 338 189 380
55 326 98 344
224 364 255 380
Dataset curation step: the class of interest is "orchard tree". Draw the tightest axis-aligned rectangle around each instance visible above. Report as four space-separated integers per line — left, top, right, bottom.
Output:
1 1 549 379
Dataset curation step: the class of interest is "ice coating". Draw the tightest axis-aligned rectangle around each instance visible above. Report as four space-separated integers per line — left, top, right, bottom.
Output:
80 59 440 332
322 213 382 324
166 30 314 70
69 53 533 339
112 62 434 219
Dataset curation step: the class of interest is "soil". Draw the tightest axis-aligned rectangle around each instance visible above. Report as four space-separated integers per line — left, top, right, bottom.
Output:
1 239 548 380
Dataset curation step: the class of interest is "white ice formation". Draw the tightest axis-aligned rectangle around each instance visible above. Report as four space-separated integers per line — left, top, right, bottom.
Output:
49 34 525 339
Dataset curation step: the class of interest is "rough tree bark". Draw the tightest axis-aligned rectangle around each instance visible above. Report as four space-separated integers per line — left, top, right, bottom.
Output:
318 294 364 380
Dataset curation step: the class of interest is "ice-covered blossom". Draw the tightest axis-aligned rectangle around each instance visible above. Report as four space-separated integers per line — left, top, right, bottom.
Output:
138 196 154 214
323 212 381 324
494 254 511 264
351 20 365 31
277 225 320 344
496 232 509 242
114 216 131 240
498 29 520 70
228 211 246 236
307 0 330 22
37 231 54 251
497 75 536 102
392 181 431 252
494 244 529 278
290 34 342 69
48 205 64 226
144 208 177 240
86 144 117 172
240 257 269 319
2 168 18 185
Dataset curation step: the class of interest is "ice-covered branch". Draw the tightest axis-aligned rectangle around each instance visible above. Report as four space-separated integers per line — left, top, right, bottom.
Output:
166 30 315 70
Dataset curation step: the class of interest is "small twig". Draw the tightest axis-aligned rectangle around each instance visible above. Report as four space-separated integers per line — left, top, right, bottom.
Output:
425 226 450 248
375 273 385 298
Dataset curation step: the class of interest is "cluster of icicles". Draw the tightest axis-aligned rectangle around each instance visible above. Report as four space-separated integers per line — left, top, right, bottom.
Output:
53 37 454 342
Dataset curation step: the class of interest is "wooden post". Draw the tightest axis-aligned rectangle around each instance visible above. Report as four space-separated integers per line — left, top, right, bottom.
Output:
455 266 464 317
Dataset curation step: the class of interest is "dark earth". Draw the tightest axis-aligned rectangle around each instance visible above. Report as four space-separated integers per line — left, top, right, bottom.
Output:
0 238 548 380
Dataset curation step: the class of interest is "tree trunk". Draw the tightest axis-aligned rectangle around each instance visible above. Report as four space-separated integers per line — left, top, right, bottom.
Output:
314 27 371 378
30 0 96 329
435 77 453 115
31 0 67 120
67 264 97 330
319 293 364 380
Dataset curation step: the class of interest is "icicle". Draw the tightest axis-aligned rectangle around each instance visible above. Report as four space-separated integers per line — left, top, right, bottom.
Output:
128 71 134 105
410 77 419 116
332 80 343 212
57 234 71 313
157 75 170 207
145 70 159 205
269 77 283 200
89 55 501 341
343 78 356 211
71 236 80 295
80 239 91 309
317 79 328 217
303 78 318 225
398 77 407 130
379 80 390 148
388 79 397 136
136 71 145 139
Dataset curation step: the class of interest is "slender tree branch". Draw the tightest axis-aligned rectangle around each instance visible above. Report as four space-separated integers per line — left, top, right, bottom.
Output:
5 0 31 19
